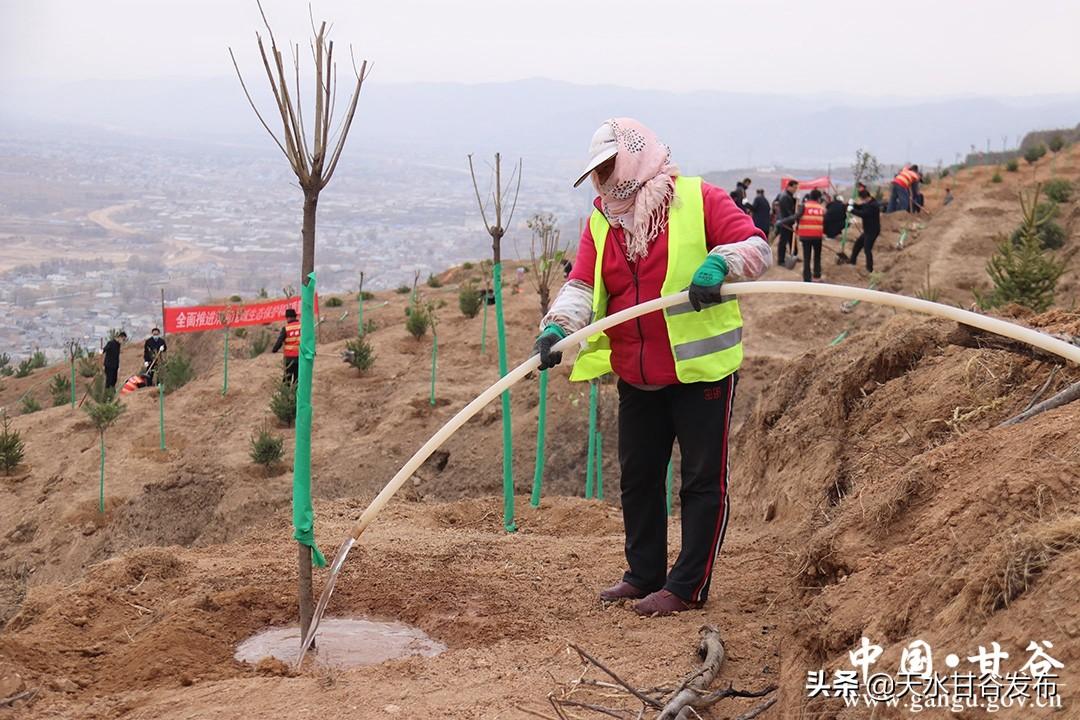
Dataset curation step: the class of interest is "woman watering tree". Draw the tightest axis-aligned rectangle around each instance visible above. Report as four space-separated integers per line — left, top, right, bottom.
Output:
532 118 771 615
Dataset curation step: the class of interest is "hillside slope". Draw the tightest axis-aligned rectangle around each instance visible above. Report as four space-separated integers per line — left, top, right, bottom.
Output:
1 147 1078 717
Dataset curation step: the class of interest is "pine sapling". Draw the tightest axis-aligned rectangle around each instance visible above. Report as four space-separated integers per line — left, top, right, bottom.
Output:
0 411 25 474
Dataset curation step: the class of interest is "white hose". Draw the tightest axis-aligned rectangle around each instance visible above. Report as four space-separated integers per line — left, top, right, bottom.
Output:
297 281 1079 665
344 281 1079 541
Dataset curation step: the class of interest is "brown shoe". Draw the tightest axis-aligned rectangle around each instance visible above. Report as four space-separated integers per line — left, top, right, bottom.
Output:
599 581 649 603
633 589 703 616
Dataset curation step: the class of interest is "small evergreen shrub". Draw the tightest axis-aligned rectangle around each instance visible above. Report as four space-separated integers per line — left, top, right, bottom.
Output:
325 296 344 307
77 354 99 378
29 351 46 369
1043 179 1073 203
405 301 430 339
20 394 41 415
249 424 284 468
458 281 482 318
1023 145 1047 164
359 290 375 301
1006 159 1019 172
229 295 243 302
14 360 33 378
426 273 442 288
159 351 195 394
49 374 71 407
395 284 410 294
270 382 297 427
344 336 376 373
991 172 1002 183
1048 135 1065 153
0 411 25 474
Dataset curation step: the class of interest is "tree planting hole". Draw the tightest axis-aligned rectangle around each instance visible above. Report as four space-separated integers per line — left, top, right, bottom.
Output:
235 617 446 668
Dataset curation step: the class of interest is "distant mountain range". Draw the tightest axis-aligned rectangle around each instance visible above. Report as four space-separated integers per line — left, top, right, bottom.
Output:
3 76 1079 176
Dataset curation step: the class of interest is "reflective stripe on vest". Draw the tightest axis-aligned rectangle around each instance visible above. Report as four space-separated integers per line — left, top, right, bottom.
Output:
283 321 301 358
569 176 743 383
797 201 825 238
894 169 918 188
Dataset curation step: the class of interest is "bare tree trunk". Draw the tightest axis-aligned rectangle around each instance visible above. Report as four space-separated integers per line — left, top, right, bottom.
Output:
301 192 318 284
297 190 318 645
540 286 550 316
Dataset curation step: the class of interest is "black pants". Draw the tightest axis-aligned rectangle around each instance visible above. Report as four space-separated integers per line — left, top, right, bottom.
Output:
776 229 793 266
850 230 879 272
104 365 119 389
283 357 299 385
617 374 736 603
801 237 822 282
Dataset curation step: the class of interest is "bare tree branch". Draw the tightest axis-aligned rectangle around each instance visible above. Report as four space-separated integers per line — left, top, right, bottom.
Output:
228 47 291 162
468 154 494 232
503 157 524 231
569 643 663 710
322 61 368 186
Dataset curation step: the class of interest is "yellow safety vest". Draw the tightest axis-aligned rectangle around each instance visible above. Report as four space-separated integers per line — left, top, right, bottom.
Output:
569 176 744 383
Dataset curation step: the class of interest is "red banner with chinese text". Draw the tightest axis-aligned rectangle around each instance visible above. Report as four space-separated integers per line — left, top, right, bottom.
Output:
780 175 832 192
163 296 319 334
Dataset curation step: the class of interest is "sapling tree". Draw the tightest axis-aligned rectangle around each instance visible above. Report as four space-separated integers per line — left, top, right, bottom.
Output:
84 393 125 512
0 410 24 475
524 212 568 316
231 1 369 639
467 153 522 532
852 149 883 187
976 185 1065 313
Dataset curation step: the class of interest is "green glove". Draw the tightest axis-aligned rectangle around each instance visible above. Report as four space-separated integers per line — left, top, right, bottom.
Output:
688 254 728 311
532 324 567 369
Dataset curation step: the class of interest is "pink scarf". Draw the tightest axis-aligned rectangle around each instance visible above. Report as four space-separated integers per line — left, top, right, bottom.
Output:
592 118 679 261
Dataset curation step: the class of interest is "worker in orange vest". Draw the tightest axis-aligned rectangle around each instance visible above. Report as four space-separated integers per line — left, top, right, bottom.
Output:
887 164 921 213
796 189 826 282
271 307 301 385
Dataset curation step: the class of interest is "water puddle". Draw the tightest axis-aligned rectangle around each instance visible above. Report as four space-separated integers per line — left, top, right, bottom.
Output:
235 617 446 668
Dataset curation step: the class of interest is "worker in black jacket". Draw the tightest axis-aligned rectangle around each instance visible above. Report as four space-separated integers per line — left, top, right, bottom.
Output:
848 184 882 272
774 180 799 267
142 328 167 384
730 177 752 213
102 331 127 390
823 194 847 242
751 188 771 237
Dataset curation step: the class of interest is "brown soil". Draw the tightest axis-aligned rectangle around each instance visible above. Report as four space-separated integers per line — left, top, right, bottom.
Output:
1 144 1078 718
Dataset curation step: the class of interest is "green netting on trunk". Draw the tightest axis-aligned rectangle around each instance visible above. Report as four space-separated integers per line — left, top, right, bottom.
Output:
493 264 515 532
530 369 549 507
292 272 326 567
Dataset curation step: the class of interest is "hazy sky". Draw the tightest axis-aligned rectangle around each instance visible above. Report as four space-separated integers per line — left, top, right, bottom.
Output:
2 0 1079 97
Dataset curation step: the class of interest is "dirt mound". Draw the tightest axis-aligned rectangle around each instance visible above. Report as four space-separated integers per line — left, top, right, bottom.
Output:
733 310 1080 717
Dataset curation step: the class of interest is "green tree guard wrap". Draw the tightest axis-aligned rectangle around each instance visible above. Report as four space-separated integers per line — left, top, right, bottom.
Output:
596 430 603 500
530 369 549 508
666 458 674 516
429 333 438 406
481 294 488 355
99 435 105 513
293 273 327 567
493 264 516 532
358 292 364 335
158 381 166 451
585 381 598 499
221 330 229 395
70 359 76 408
